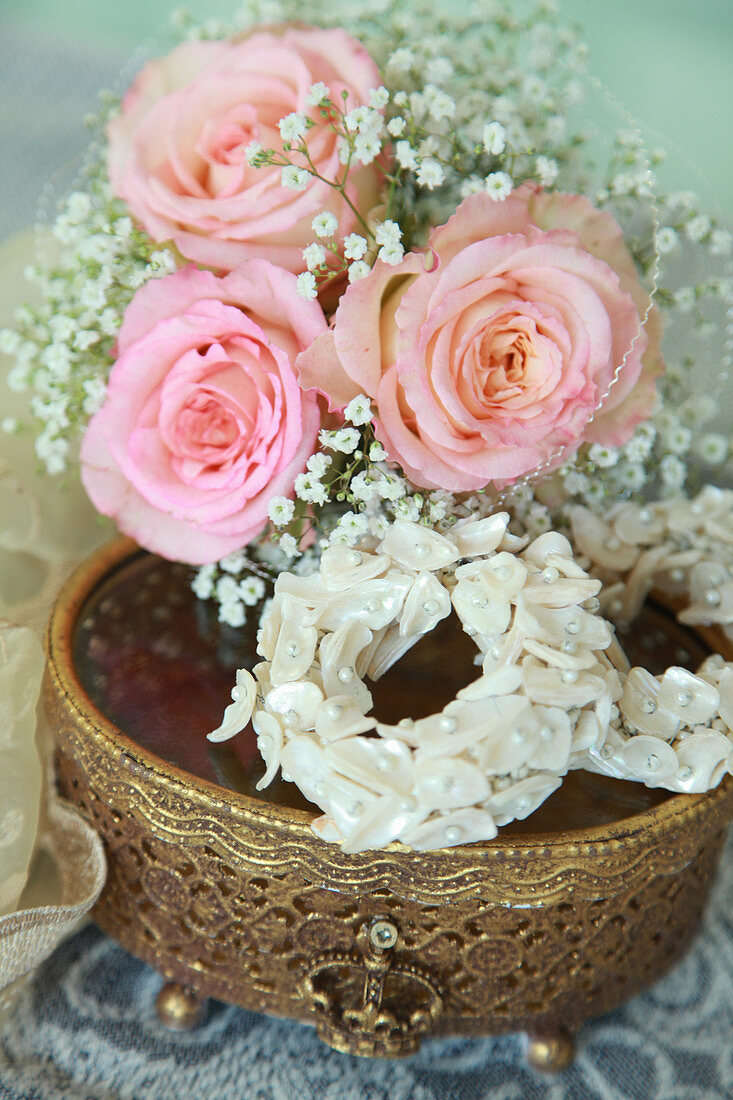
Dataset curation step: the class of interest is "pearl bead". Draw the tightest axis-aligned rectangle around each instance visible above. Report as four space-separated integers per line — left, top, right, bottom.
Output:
472 595 488 608
601 745 613 759
565 619 581 635
562 670 578 683
494 564 511 580
231 687 241 700
326 703 343 720
338 666 354 683
365 598 381 614
646 753 660 771
465 626 477 637
286 641 299 657
349 801 363 815
400 799 416 813
415 543 429 557
347 551 362 566
511 729 525 744
677 765 694 781
398 717 414 727
584 597 600 613
606 536 620 550
639 509 652 523
704 589 721 607
423 599 439 615
439 716 457 733
445 826 462 844
377 757 391 771
540 726 553 741
562 640 578 654
442 775 454 792
691 502 703 514
677 691 693 707
284 708 299 727
489 646 501 660
641 697 657 714
542 566 559 584
670 568 685 583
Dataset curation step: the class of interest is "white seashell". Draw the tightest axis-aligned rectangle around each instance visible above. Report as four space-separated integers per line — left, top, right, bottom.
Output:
522 575 601 609
455 664 524 701
320 621 373 710
714 667 733 730
252 710 284 789
571 709 602 752
339 794 429 854
484 774 561 826
364 623 421 681
317 773 380 837
523 662 608 708
620 545 674 623
671 731 731 792
616 734 678 784
314 695 376 741
447 513 509 558
531 724 572 773
414 757 490 810
401 806 498 850
451 579 511 637
274 571 329 605
265 680 324 732
414 694 530 761
522 637 598 671
470 717 542 776
568 506 639 571
325 737 414 796
514 601 612 651
280 736 332 805
480 622 525 672
208 667 257 742
399 571 451 637
314 575 413 632
704 516 733 545
657 667 720 727
498 530 530 553
320 544 391 590
610 503 665 545
474 553 528 600
382 520 460 571
522 532 574 566
618 667 680 739
311 816 343 843
586 728 628 778
270 620 318 686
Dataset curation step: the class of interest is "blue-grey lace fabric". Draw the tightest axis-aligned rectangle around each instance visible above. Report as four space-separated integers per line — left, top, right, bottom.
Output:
0 830 731 1100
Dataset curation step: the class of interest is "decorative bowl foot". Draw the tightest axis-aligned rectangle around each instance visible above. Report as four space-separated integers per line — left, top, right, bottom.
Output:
155 982 205 1031
525 1028 575 1072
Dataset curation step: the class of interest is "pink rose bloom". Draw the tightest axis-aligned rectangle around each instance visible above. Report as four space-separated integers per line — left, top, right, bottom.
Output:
81 263 324 563
297 184 664 492
107 28 383 274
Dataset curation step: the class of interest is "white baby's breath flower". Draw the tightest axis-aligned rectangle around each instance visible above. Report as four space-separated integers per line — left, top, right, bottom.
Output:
268 496 295 525
278 112 308 145
374 220 401 247
617 462 647 492
686 214 711 242
1 417 17 434
191 564 216 600
354 133 382 165
279 533 298 557
305 81 329 107
424 84 455 122
349 471 377 502
655 227 678 254
327 427 361 454
344 234 368 260
710 228 732 256
416 159 445 189
387 117 406 137
368 440 387 462
294 473 329 505
240 577 266 606
378 243 404 265
535 155 559 186
659 454 686 486
296 272 318 300
695 432 729 464
588 443 619 468
81 377 107 416
281 165 310 190
312 212 338 239
369 86 389 110
302 243 326 270
674 287 695 313
306 452 332 477
344 394 373 426
387 47 414 73
0 328 21 356
482 121 506 155
485 171 513 201
460 177 485 198
395 141 419 172
245 141 264 166
348 260 371 283
218 600 246 628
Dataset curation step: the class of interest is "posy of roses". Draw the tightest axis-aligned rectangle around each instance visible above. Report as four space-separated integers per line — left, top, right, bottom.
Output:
5 0 732 626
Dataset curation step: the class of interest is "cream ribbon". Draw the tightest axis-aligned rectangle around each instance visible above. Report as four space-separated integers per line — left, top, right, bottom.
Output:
0 230 110 1016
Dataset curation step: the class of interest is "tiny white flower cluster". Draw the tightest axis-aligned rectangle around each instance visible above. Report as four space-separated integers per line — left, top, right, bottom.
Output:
2 169 177 473
191 558 267 628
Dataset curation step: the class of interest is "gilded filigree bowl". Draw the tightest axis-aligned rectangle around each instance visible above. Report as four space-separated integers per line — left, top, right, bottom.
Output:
44 538 733 1068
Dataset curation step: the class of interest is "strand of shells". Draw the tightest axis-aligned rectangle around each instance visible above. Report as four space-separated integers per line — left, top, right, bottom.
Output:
209 511 733 853
568 484 733 637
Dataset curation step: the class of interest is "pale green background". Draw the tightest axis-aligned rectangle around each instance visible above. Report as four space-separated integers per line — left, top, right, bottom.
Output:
2 0 732 219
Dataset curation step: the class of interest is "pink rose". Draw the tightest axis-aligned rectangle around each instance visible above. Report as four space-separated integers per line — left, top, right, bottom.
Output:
108 28 383 274
297 184 663 492
81 263 325 563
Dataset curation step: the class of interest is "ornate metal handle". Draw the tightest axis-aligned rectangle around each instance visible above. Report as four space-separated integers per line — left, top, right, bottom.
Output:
301 917 444 1057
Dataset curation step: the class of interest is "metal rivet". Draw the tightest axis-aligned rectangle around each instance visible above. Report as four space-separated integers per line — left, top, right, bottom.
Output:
369 919 398 950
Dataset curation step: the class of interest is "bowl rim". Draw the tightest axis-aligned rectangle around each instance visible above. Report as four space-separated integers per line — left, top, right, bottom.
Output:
46 535 733 862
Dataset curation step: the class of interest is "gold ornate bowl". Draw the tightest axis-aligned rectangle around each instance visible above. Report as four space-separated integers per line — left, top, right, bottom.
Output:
44 538 733 1069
